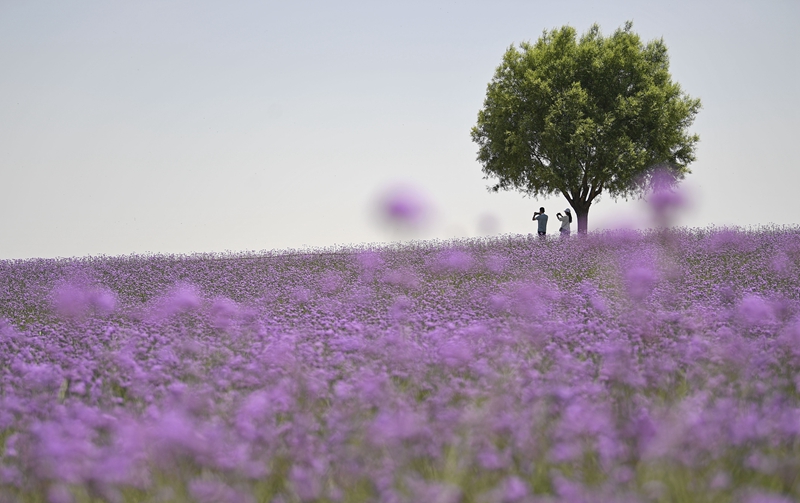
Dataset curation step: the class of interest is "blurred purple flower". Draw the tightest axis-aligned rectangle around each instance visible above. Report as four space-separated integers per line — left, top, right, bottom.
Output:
295 288 315 306
147 408 205 465
52 283 116 318
389 296 412 322
3 226 800 501
648 185 685 214
23 363 62 393
599 341 645 388
508 281 557 319
52 283 90 318
484 253 507 274
501 476 528 502
477 446 508 470
154 284 201 319
625 266 658 302
383 268 419 290
645 167 688 226
357 250 384 269
777 320 800 359
709 470 730 489
432 249 474 273
210 297 238 329
438 338 474 369
319 271 343 294
737 295 775 327
383 186 427 220
290 465 324 502
707 229 753 253
89 289 117 315
376 183 432 231
369 408 423 447
771 251 790 274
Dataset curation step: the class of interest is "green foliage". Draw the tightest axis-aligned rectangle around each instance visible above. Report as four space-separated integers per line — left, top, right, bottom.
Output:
472 22 701 231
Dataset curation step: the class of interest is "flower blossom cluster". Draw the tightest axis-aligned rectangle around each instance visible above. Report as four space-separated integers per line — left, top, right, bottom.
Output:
1 226 800 502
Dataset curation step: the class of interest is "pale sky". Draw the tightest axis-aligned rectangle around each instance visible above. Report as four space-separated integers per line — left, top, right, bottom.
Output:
2 0 798 259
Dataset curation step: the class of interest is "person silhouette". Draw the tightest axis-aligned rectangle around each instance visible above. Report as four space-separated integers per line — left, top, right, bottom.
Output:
532 207 548 237
556 208 572 236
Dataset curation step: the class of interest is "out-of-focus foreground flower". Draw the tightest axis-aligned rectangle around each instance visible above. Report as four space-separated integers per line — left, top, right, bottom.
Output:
0 226 799 502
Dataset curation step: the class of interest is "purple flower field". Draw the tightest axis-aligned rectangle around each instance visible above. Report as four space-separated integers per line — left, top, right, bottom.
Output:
2 227 800 503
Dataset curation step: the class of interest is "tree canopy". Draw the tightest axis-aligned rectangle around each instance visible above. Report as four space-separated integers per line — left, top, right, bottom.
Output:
471 21 701 233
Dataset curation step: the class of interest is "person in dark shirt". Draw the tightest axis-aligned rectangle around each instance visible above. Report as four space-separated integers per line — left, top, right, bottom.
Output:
532 207 548 236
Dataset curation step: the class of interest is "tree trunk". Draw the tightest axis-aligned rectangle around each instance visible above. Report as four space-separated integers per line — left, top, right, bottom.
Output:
571 201 591 234
562 189 594 234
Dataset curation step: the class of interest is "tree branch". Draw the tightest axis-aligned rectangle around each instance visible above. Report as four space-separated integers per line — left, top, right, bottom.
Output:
578 164 590 201
561 189 575 207
588 182 603 202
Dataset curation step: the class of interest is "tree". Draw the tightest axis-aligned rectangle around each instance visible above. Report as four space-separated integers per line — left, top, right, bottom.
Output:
471 22 701 233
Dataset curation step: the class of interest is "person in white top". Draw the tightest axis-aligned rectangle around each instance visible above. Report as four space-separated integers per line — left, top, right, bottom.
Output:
556 208 572 236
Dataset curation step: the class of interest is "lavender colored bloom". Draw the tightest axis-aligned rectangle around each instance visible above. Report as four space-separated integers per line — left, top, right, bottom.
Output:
737 294 775 326
209 297 238 329
432 249 474 273
501 476 528 502
291 286 312 304
389 296 412 322
89 288 117 315
438 339 474 369
484 253 508 274
153 283 201 319
645 166 688 227
52 283 91 318
369 408 423 447
648 185 685 214
147 408 206 465
289 465 323 502
771 251 791 273
625 265 658 302
51 282 116 318
1 226 800 501
378 183 432 228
